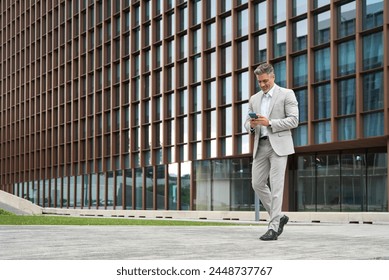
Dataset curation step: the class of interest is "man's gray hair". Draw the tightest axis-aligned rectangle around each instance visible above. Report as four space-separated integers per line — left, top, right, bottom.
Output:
254 63 274 76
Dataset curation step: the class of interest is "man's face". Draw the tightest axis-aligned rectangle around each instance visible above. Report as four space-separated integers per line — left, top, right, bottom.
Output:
256 73 275 93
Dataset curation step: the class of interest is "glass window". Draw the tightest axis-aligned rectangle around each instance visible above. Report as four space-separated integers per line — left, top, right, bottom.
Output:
178 89 188 115
338 40 355 76
338 78 356 116
192 0 202 26
221 76 232 105
254 1 267 31
237 9 249 37
221 107 232 136
237 102 248 133
192 54 202 83
237 71 250 101
179 34 187 59
363 112 384 137
205 110 217 138
192 85 202 112
194 161 212 210
295 155 315 210
338 117 356 141
180 161 191 210
314 48 330 82
293 0 307 16
221 46 232 74
221 16 232 43
316 154 340 211
338 1 356 38
293 124 308 146
206 52 216 78
155 18 162 42
314 83 331 119
314 0 330 9
314 121 331 144
293 19 307 51
237 40 249 69
362 0 384 30
178 116 188 144
221 0 232 13
293 54 307 87
363 72 383 111
178 5 187 32
192 112 202 141
314 11 330 45
206 81 217 109
206 0 217 19
254 34 267 63
167 40 175 63
273 25 286 58
295 89 308 123
362 32 383 70
206 23 216 49
166 12 175 37
178 62 188 87
273 60 286 88
273 0 286 24
192 29 202 54
366 153 388 212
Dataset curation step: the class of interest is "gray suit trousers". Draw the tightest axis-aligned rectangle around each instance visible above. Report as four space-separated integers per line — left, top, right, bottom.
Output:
252 139 288 232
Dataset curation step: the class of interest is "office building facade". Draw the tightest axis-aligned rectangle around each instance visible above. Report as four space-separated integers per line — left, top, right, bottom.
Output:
1 0 388 212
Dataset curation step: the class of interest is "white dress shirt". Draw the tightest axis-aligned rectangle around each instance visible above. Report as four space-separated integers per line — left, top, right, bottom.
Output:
260 86 274 137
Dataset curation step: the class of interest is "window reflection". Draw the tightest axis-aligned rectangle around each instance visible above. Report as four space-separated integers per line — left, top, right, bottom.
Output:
362 32 383 70
338 40 355 76
362 0 384 30
338 1 356 38
314 11 330 45
293 19 307 51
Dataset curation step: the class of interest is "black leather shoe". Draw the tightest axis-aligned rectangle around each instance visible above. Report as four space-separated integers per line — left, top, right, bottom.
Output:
259 229 278 241
277 215 289 236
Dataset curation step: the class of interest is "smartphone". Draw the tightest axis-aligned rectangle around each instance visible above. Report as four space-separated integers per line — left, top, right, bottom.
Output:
249 112 258 119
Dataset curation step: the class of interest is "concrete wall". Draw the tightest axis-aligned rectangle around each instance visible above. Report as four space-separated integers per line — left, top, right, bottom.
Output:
0 190 42 215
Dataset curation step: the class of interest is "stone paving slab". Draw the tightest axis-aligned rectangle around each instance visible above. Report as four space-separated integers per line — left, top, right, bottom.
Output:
1 223 388 260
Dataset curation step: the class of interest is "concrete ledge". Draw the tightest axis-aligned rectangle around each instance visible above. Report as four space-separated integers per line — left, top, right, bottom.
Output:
0 190 42 215
42 208 389 224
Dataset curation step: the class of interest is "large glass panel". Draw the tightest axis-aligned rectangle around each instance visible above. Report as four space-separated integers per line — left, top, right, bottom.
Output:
212 160 230 210
90 174 97 207
273 0 286 24
192 85 202 112
192 54 201 83
206 81 216 109
231 158 253 211
180 161 191 210
316 154 340 211
179 34 187 59
295 155 316 211
156 165 165 210
293 54 307 87
178 5 187 32
69 176 75 208
338 78 356 115
314 11 330 45
98 173 105 208
134 168 143 209
192 29 202 54
167 163 178 210
206 0 216 19
221 16 232 43
367 153 387 211
273 60 286 87
237 40 249 69
338 117 356 141
254 1 267 31
341 154 366 211
314 48 330 82
125 169 132 209
338 1 356 38
314 121 331 144
314 84 331 119
237 9 249 37
338 40 355 76
293 19 307 51
116 170 123 208
363 71 383 111
205 110 217 138
293 0 307 16
237 103 248 133
273 25 286 58
206 52 216 78
362 0 384 30
254 34 267 63
362 32 383 70
363 112 384 137
194 161 212 210
83 175 89 207
106 172 114 209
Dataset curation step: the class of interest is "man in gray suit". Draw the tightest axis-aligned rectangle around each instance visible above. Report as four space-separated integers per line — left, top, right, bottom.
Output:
244 63 299 241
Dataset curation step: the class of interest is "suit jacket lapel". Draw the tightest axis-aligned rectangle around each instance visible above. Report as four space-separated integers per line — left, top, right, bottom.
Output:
268 84 279 117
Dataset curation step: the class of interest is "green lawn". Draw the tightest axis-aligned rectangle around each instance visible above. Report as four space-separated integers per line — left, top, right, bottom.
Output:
0 208 251 226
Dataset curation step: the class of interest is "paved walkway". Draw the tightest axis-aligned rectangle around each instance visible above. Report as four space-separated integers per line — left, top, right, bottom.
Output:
1 222 388 260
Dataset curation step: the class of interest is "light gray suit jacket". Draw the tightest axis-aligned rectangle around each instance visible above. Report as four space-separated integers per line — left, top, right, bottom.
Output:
244 84 299 157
